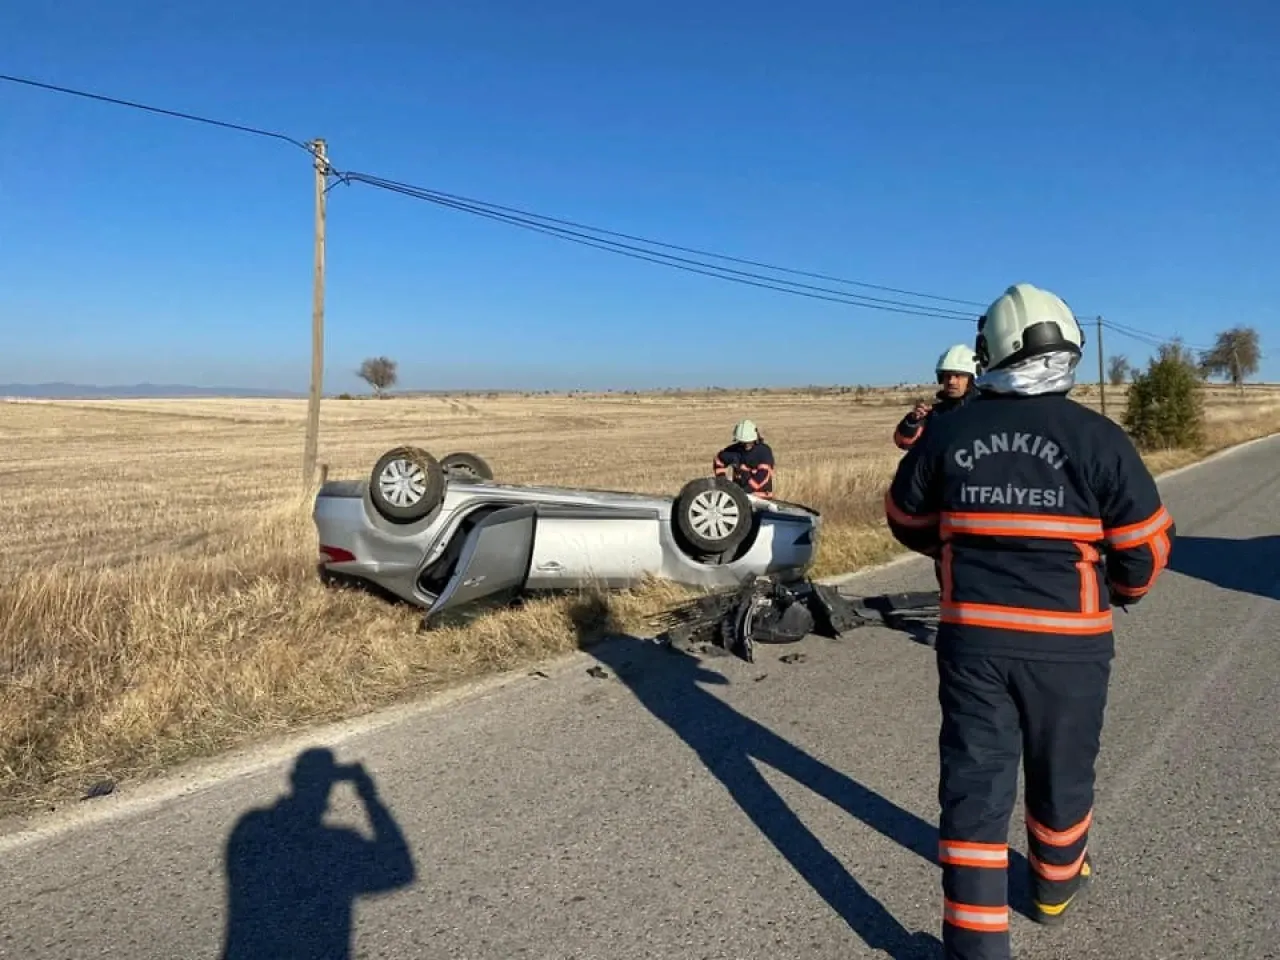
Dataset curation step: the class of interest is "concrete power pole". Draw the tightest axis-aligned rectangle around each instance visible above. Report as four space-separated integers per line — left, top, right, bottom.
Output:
303 138 328 483
1095 315 1107 417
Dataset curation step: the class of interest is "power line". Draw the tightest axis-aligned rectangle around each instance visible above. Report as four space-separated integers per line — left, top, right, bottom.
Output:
347 175 987 308
1103 320 1268 364
342 172 977 320
1103 317 1194 344
1101 319 1213 352
0 72 319 157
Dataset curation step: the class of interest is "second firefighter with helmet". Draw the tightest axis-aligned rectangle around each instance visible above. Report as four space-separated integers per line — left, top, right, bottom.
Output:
893 344 979 451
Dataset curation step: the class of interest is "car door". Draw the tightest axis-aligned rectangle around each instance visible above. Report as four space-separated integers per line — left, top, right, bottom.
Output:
423 504 538 626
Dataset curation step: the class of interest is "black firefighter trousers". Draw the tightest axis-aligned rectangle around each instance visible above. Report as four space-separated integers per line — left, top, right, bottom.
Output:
935 651 1111 960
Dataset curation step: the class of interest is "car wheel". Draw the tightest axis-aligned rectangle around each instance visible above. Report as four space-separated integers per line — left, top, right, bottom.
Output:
440 451 494 482
369 446 446 523
673 477 753 555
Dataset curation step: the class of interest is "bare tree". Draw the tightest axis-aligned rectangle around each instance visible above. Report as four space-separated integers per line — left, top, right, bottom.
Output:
1198 326 1261 390
357 356 398 398
1106 354 1131 386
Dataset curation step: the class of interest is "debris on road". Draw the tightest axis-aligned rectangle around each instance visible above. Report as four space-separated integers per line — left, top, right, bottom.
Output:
649 575 940 663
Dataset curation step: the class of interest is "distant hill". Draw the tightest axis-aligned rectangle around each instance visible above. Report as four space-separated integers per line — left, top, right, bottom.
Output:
0 382 304 399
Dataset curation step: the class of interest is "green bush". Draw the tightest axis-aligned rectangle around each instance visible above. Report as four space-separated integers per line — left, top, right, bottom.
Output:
1122 343 1205 450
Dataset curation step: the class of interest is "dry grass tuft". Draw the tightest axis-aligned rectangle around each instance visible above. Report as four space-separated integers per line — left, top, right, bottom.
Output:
1 385 1276 814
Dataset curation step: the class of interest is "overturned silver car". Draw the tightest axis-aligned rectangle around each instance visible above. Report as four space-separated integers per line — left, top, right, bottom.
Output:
314 446 821 625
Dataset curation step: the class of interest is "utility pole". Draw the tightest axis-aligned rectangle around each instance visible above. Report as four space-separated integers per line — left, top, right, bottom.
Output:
1095 315 1107 417
303 138 328 484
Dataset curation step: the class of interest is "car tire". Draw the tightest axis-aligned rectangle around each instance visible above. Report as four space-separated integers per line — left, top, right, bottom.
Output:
369 446 446 523
440 451 494 482
673 477 753 555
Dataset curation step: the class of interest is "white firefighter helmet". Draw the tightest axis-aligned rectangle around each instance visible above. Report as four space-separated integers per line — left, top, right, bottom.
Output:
975 282 1085 372
732 418 759 443
936 343 978 379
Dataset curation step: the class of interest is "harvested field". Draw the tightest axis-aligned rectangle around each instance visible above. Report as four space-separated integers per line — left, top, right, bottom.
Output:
1 383 1277 815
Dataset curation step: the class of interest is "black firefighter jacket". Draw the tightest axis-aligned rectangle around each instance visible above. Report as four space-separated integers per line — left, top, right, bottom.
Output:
714 441 775 497
893 388 974 451
884 391 1175 662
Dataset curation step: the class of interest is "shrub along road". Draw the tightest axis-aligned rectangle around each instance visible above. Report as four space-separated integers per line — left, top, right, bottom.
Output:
1 434 1277 960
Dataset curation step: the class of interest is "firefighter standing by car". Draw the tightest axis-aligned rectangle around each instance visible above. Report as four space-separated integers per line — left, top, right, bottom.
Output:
714 419 775 498
884 282 1175 960
894 344 980 451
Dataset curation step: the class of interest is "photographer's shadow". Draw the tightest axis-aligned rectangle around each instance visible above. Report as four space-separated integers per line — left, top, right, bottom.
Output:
220 747 417 960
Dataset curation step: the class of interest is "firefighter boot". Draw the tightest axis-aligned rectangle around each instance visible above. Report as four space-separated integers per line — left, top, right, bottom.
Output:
1031 853 1093 927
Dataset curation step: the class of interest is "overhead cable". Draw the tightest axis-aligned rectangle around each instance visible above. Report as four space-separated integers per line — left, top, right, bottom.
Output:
341 171 977 320
0 72 319 157
345 174 986 308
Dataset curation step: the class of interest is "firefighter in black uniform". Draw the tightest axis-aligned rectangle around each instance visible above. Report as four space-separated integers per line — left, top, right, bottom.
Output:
884 282 1175 960
713 419 775 498
894 344 980 451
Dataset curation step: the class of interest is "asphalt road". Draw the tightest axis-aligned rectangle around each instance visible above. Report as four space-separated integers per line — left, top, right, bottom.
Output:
2 434 1278 960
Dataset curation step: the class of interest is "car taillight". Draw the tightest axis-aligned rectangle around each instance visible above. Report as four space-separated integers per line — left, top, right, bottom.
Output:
320 545 356 564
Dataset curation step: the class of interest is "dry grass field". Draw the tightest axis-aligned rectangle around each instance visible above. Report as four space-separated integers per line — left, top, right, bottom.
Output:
1 383 1277 815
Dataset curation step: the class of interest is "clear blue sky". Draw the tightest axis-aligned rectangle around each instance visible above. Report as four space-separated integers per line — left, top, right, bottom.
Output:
2 1 1277 392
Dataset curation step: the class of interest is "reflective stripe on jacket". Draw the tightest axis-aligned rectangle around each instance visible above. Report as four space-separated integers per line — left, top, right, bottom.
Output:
884 391 1175 661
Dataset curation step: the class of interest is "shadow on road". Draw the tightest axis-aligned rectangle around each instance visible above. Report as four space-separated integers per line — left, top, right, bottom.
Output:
570 594 1034 959
219 747 417 960
888 614 938 648
1167 535 1280 600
